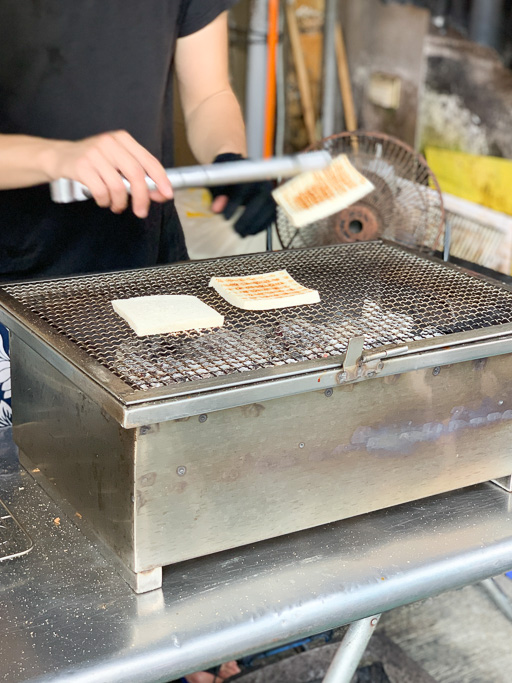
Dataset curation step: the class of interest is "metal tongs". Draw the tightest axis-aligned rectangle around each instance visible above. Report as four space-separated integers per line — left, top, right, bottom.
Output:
50 151 331 203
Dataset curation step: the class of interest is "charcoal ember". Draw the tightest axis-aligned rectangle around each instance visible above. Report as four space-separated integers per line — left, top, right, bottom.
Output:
241 325 269 342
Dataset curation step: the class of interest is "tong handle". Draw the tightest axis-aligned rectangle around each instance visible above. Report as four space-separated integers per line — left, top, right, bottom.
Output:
50 151 331 203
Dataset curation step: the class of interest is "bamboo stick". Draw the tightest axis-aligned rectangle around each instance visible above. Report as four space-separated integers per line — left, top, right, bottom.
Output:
335 22 357 132
286 1 317 145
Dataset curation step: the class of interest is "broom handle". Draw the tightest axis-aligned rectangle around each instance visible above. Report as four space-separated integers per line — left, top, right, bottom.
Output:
335 22 357 132
285 1 317 145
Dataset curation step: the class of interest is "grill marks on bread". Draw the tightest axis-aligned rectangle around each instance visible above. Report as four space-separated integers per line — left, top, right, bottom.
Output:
273 154 375 227
209 270 320 310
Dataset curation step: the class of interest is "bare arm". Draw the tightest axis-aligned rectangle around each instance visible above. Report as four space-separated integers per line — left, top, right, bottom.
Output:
0 132 172 218
174 11 247 164
0 135 61 189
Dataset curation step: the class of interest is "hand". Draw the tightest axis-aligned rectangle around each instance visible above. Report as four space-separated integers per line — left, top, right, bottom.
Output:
209 153 276 237
185 661 241 683
47 130 173 218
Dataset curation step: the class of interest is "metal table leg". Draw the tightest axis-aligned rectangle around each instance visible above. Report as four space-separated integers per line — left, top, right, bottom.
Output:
480 578 512 622
266 223 273 252
322 614 381 683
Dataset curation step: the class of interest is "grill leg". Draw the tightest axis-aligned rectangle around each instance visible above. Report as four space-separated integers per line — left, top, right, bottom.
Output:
491 475 512 492
322 614 381 683
266 223 273 252
123 565 163 594
18 448 163 594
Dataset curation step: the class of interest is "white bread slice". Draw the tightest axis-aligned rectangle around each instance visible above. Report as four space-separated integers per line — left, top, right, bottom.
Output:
272 153 375 228
111 295 224 336
209 270 320 310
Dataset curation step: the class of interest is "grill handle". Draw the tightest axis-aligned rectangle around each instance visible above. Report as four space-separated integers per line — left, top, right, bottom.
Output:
49 151 331 203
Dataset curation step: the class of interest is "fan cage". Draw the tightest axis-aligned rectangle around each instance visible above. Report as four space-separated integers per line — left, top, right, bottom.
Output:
276 131 445 253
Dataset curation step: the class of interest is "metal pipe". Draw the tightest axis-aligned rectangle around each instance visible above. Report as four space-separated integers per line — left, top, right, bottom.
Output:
443 216 452 262
266 224 273 252
246 0 268 158
469 0 505 51
321 0 338 138
322 615 381 683
50 151 331 203
269 0 285 253
275 2 286 158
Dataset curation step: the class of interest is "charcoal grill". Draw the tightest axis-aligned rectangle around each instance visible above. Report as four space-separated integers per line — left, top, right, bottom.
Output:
2 240 512 592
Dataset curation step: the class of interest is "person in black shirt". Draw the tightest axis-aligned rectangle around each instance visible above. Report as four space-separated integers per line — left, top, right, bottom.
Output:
0 3 278 680
0 1 274 281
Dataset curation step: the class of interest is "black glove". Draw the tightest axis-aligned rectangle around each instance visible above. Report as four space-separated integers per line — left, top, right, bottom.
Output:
209 153 277 237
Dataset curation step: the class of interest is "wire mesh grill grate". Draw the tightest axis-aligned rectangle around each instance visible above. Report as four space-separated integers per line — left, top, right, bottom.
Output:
3 242 512 392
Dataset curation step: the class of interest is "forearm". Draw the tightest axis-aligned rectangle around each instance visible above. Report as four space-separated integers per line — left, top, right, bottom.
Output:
0 131 172 218
0 134 61 189
175 12 247 165
183 88 247 164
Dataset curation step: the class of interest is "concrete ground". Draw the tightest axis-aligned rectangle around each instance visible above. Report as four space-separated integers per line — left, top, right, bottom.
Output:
177 193 512 683
227 577 512 683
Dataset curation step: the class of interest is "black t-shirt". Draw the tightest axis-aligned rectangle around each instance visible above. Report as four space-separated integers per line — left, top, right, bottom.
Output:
0 0 237 281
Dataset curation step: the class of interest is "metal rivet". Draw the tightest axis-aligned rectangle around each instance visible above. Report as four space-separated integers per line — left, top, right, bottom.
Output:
198 414 208 423
432 366 441 376
367 371 376 378
324 388 333 397
140 425 150 435
130 495 135 503
177 466 187 476
370 618 378 627
299 443 305 449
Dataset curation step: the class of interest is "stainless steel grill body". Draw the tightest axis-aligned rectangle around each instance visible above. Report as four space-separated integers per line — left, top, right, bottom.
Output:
3 241 512 592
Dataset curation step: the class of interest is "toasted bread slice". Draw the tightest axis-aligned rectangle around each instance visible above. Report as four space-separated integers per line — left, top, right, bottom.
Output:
209 270 320 310
273 154 375 228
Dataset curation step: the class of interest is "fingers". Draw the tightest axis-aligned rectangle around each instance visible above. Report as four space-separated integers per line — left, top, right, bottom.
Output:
95 132 156 218
109 143 150 218
213 182 263 221
75 160 113 210
234 192 276 237
210 180 275 235
59 131 172 217
218 661 241 678
149 189 171 203
82 148 129 213
111 131 173 200
223 191 244 220
211 195 228 213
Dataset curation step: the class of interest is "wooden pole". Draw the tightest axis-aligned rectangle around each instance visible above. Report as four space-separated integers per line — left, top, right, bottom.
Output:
285 0 317 145
335 22 357 132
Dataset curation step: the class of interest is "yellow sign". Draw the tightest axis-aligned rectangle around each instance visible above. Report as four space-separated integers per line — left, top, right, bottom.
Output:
426 147 512 217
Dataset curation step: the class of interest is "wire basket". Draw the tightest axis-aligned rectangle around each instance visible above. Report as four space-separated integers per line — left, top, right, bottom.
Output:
276 132 445 252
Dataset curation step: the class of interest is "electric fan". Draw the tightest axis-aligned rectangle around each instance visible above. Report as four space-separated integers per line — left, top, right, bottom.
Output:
276 132 445 252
